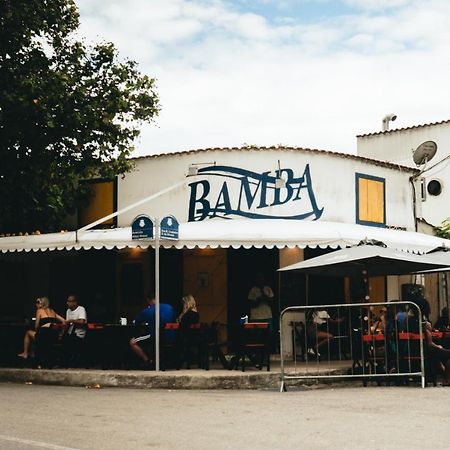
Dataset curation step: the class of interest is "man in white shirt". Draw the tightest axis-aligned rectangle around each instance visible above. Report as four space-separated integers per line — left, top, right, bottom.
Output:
64 294 87 366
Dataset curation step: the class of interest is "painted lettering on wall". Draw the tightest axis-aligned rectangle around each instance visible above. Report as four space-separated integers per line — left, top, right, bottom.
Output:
188 165 324 221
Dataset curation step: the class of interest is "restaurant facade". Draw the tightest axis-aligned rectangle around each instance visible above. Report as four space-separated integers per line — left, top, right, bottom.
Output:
1 146 448 351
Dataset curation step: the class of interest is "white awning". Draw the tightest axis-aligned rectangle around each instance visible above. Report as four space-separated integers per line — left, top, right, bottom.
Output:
1 220 449 253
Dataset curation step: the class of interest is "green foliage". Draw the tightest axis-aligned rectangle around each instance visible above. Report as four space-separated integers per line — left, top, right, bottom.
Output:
435 218 450 239
0 0 159 233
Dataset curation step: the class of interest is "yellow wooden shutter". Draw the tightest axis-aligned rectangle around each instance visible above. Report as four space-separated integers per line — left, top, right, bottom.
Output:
358 176 384 224
80 181 114 227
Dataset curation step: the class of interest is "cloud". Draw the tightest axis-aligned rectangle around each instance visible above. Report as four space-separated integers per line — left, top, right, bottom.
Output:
75 0 450 156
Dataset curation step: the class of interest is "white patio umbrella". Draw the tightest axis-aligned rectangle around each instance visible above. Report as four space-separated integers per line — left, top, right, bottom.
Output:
279 241 449 278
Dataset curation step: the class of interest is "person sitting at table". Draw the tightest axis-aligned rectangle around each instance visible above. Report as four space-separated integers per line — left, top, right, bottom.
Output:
177 295 200 368
177 295 200 329
307 309 343 357
434 307 450 331
17 297 65 359
63 294 88 366
129 292 175 368
424 320 450 386
371 306 387 333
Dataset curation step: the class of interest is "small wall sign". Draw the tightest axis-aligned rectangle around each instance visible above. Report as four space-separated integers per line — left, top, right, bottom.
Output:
131 214 154 239
160 215 179 240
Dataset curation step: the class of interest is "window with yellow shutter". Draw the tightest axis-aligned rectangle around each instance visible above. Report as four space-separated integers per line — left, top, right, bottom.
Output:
78 179 117 228
355 173 386 226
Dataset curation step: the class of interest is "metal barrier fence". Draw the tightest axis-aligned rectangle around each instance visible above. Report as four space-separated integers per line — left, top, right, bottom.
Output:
279 301 425 392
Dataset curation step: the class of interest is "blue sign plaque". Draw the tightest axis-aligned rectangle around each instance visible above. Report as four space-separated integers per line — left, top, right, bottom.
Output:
160 215 179 240
131 214 154 239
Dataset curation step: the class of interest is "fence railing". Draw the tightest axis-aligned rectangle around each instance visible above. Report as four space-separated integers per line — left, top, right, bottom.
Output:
279 301 425 392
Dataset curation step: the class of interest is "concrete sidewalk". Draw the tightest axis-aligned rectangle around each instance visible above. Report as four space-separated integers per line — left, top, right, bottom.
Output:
0 360 352 390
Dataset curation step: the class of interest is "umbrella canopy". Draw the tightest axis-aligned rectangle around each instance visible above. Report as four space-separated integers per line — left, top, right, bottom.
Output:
424 246 450 272
278 243 450 277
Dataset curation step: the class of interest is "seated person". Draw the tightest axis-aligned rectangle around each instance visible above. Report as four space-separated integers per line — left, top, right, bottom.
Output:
63 294 87 365
434 307 450 331
424 320 450 386
177 295 199 329
176 295 200 367
129 292 175 368
371 306 387 333
394 304 408 332
307 309 343 357
18 297 65 359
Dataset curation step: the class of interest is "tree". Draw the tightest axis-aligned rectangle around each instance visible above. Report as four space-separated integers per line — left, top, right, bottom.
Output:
435 218 450 240
0 0 159 233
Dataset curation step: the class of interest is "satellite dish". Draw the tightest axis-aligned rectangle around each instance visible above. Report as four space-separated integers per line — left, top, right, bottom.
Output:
413 140 437 166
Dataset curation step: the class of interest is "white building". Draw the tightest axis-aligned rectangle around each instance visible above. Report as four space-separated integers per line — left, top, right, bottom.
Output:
1 146 449 358
357 120 450 227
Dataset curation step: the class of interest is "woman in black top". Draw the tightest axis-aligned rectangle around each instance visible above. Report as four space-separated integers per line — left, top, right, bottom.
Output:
177 295 200 329
177 295 200 368
17 297 65 359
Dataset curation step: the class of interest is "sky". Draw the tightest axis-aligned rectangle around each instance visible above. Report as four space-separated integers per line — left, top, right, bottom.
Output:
76 0 450 157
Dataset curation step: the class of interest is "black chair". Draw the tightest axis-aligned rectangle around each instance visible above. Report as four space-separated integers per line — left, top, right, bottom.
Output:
35 325 63 368
233 322 271 372
202 322 228 370
160 323 181 371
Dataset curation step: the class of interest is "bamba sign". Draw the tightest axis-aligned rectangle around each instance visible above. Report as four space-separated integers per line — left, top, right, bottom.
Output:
188 164 323 221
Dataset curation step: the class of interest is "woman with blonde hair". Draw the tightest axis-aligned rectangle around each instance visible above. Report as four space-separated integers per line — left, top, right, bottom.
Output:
17 297 65 359
177 295 199 329
176 295 200 368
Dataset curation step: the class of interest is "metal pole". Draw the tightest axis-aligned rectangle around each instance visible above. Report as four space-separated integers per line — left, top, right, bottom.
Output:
155 218 160 371
305 274 309 306
445 272 449 312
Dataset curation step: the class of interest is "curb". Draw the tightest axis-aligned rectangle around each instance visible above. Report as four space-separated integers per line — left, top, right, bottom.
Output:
0 368 282 390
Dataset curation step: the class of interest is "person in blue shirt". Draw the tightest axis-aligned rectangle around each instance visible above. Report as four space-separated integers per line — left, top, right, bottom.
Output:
129 292 175 367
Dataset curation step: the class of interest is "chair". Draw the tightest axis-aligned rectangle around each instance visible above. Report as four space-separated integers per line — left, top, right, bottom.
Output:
291 321 306 361
160 323 181 371
396 332 438 386
35 324 64 368
234 322 271 372
202 322 229 370
84 323 105 368
176 323 202 369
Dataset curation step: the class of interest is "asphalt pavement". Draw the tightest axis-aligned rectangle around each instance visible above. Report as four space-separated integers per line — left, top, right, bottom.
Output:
0 382 449 450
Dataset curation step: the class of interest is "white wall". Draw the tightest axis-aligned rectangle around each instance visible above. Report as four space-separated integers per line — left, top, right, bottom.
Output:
118 148 416 230
357 123 450 226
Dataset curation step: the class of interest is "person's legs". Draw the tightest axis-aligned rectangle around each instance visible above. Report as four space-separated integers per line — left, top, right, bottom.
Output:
129 335 153 365
444 360 450 384
18 330 36 358
316 331 333 351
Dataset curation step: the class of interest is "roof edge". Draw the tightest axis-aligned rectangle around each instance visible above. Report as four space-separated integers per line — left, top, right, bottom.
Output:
357 119 450 138
130 146 418 173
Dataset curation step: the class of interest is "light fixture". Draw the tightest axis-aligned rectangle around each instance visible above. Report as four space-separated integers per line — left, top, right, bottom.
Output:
188 165 199 176
187 162 216 177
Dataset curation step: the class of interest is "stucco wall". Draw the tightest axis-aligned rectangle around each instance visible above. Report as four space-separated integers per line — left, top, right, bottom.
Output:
117 148 415 230
357 123 450 226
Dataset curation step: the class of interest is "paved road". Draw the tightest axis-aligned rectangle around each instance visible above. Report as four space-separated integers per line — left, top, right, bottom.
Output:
0 382 449 450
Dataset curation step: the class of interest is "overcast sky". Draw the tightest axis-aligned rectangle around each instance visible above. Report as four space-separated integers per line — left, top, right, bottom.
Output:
76 0 450 157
